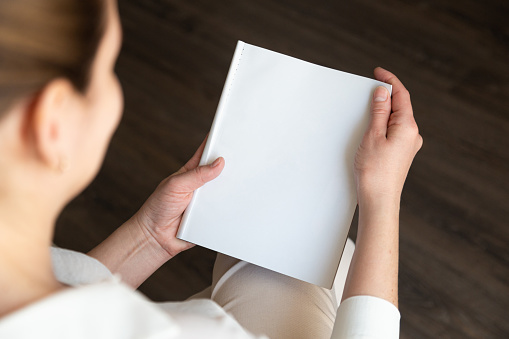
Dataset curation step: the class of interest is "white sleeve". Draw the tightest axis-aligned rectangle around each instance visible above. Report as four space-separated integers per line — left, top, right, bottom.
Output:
330 296 401 339
50 246 113 286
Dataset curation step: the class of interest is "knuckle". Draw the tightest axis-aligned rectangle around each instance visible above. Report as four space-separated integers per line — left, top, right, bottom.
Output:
405 89 411 98
411 123 419 134
406 122 419 135
372 106 388 116
400 87 410 97
416 134 424 149
194 166 207 183
165 175 178 188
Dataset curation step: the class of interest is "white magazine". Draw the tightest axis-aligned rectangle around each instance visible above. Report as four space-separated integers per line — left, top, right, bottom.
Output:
177 41 391 288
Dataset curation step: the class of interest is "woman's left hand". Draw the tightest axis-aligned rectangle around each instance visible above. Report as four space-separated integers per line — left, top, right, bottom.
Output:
132 134 224 258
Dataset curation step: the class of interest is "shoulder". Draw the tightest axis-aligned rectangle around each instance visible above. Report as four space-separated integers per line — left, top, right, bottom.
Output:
0 278 179 338
0 277 266 339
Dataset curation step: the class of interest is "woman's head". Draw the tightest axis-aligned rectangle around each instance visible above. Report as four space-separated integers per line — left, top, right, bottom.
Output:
0 0 123 215
0 0 104 113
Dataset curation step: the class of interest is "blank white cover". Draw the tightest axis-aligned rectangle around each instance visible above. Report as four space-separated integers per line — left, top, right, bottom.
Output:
177 41 391 288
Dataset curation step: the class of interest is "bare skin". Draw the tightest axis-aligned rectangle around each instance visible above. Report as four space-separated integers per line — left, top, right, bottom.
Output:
342 67 423 306
87 134 225 288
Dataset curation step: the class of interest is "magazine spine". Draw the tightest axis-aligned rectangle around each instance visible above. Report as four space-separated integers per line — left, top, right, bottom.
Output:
177 40 247 239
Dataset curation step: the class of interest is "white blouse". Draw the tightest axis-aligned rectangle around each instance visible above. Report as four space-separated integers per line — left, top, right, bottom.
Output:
0 248 400 338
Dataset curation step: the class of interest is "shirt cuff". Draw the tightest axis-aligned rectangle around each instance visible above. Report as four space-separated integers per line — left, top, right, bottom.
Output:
330 295 400 339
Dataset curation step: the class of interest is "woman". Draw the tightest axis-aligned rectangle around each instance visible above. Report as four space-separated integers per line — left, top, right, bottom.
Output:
0 0 422 338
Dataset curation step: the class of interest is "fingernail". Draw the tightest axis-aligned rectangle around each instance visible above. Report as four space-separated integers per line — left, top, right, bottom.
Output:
211 158 221 167
373 86 388 102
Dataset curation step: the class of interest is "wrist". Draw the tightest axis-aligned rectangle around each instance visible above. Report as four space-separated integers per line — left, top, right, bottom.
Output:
358 189 401 210
87 217 172 288
127 215 173 264
355 173 404 208
357 192 400 229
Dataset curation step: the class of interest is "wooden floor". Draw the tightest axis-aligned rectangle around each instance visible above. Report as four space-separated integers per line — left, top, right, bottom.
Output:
53 0 509 338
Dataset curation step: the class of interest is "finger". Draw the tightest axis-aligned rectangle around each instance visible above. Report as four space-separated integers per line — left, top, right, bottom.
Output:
170 157 225 193
182 133 210 171
374 67 413 117
367 86 392 138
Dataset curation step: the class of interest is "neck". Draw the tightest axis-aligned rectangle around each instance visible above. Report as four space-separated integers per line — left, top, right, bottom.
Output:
0 194 66 318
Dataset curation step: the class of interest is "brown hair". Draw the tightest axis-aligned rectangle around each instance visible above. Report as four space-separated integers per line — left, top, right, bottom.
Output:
0 0 106 114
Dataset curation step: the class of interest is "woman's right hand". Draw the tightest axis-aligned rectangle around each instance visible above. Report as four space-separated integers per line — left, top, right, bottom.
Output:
354 67 423 205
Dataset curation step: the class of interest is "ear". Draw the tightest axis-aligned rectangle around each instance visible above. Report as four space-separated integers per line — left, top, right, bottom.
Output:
28 78 78 171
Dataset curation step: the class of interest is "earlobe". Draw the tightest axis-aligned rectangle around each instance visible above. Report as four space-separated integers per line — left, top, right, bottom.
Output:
28 78 75 171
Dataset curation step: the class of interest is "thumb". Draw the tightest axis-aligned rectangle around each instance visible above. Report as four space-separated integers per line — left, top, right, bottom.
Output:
171 157 225 193
368 86 391 138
